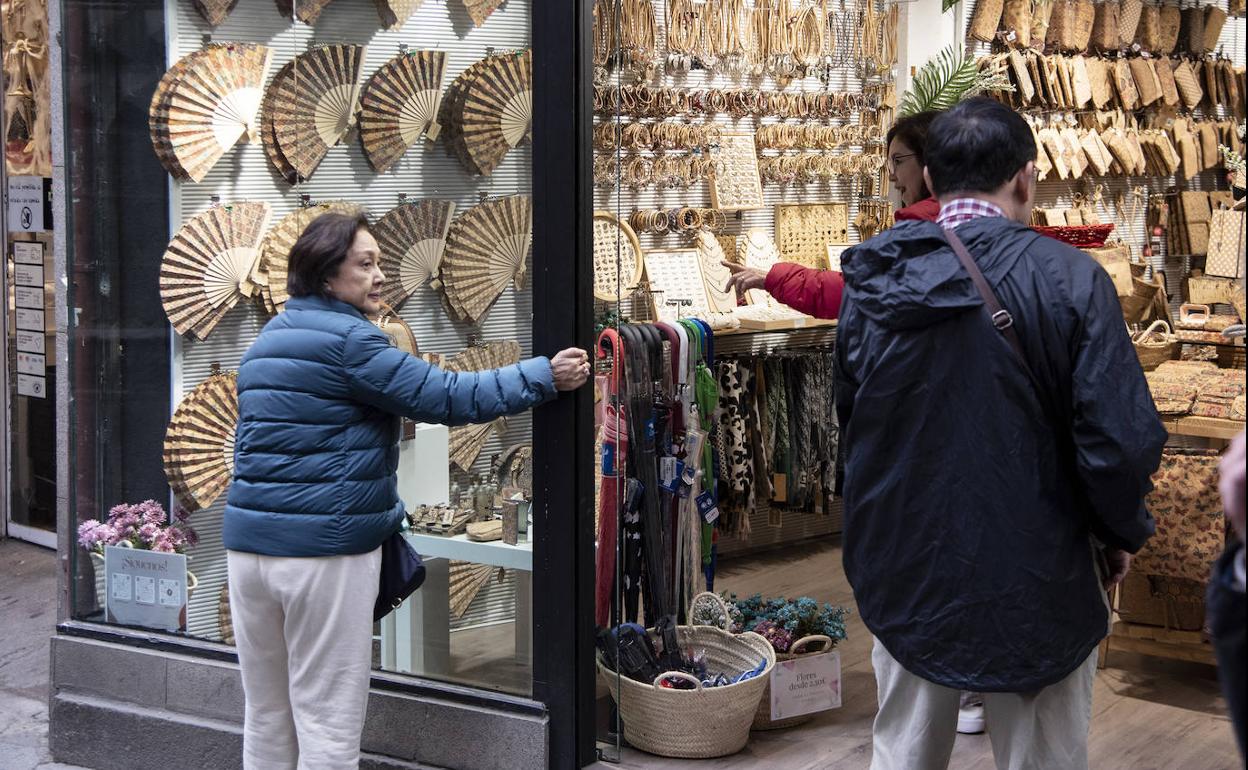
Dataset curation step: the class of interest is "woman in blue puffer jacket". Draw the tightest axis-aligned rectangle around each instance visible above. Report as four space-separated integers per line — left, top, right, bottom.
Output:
223 212 589 769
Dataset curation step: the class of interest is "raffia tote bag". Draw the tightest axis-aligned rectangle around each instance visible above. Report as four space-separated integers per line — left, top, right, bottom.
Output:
1135 2 1162 51
970 0 1006 41
1157 2 1182 54
1206 208 1246 279
1091 0 1121 52
1135 449 1225 583
1002 0 1032 47
1179 4 1205 55
1118 0 1143 46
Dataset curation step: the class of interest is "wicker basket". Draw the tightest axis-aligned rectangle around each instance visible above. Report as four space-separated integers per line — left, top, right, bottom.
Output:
598 624 775 758
1133 320 1180 371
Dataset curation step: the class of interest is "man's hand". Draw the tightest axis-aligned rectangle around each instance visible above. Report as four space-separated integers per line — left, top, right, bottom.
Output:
1102 548 1132 590
551 348 590 391
1219 431 1246 542
722 261 767 295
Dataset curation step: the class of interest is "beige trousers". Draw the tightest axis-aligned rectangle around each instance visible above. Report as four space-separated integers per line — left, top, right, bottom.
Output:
228 547 381 770
869 638 1099 770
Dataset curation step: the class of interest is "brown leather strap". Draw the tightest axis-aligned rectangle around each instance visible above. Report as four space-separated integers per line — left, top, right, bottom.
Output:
943 227 1032 376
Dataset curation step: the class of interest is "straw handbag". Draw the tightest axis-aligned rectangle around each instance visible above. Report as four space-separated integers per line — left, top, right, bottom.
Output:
1202 6 1227 53
1154 56 1180 106
1133 320 1180 371
1207 208 1246 279
1135 449 1225 583
1157 2 1182 54
1118 0 1143 46
598 624 775 758
1003 0 1032 47
1129 58 1162 106
1091 0 1120 52
1071 0 1096 50
1135 2 1162 51
1031 0 1057 46
970 0 1006 41
1179 4 1204 55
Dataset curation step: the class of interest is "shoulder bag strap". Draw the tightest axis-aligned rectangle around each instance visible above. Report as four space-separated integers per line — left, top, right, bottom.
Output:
943 226 1035 380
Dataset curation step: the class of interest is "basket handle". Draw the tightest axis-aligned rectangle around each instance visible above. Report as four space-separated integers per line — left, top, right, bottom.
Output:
1180 303 1211 325
789 634 834 655
652 671 703 691
1135 319 1173 342
689 591 732 631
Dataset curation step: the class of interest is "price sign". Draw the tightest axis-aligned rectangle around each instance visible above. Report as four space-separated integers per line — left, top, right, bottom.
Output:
769 651 842 721
104 546 188 632
16 330 44 354
15 307 43 332
14 263 43 287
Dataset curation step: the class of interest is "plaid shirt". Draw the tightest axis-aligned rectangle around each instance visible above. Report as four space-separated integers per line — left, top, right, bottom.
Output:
936 198 1006 230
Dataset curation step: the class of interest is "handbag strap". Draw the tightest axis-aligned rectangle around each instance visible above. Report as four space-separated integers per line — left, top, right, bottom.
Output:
943 226 1034 379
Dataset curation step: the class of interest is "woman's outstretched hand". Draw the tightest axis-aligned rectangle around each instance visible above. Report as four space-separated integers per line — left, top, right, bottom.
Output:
722 261 767 295
551 348 591 391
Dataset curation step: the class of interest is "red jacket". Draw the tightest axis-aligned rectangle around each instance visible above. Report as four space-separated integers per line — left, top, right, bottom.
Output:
764 197 940 320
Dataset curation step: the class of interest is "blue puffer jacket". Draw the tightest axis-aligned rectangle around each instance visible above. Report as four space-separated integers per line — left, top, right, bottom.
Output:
223 295 556 557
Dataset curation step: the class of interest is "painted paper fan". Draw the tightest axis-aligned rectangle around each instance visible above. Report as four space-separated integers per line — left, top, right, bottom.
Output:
439 195 531 322
149 50 200 180
375 0 425 28
274 0 337 24
261 60 300 184
461 0 505 26
439 58 492 173
443 340 521 471
373 199 456 310
449 562 495 618
359 51 446 173
163 370 239 512
270 44 366 180
458 50 531 176
156 43 272 183
192 0 240 25
161 201 271 340
258 201 365 313
449 422 502 471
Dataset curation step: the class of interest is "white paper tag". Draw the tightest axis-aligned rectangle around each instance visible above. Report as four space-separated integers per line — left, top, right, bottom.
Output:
770 651 842 721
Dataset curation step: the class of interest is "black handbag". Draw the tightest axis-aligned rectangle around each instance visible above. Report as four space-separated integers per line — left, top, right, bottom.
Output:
373 531 426 622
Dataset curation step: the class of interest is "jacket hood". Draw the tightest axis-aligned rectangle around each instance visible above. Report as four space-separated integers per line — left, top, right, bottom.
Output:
841 217 1033 331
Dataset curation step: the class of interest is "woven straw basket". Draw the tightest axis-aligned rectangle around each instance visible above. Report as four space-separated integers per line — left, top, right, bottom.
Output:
598 624 775 758
1133 320 1180 371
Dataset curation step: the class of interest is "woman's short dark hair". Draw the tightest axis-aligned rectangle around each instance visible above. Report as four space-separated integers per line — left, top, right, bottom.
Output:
924 98 1037 198
286 211 371 298
885 110 940 164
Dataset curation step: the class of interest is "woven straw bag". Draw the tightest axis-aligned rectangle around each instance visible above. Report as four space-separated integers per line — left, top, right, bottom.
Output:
1206 208 1246 279
1154 56 1181 106
1114 57 1141 110
970 0 1006 41
1002 0 1032 47
1031 0 1057 46
1133 320 1180 371
1172 59 1203 109
1129 58 1162 106
1202 6 1227 53
1118 0 1143 46
1046 0 1076 49
1087 57 1115 108
598 624 775 758
1071 0 1096 50
1135 2 1162 51
1158 2 1181 54
1091 0 1121 51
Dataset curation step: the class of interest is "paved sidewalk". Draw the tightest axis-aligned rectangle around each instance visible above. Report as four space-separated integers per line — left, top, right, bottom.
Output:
0 538 86 770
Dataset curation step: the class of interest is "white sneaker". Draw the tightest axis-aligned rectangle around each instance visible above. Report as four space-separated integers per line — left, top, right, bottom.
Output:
957 701 986 735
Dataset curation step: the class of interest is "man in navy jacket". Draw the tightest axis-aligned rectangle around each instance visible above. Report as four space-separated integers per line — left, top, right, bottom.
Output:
835 99 1165 769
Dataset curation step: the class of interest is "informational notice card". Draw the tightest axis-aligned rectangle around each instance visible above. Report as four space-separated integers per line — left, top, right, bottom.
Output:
104 546 188 632
770 651 842 721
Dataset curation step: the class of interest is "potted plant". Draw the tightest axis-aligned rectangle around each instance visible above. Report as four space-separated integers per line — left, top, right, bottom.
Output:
77 500 200 607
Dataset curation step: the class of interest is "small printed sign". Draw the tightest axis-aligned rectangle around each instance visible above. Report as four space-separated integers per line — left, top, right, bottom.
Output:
770 651 842 721
13 241 43 264
14 263 43 287
16 330 44 354
104 546 188 632
826 245 847 272
17 352 45 376
15 307 43 332
7 176 51 232
15 286 42 308
17 374 46 398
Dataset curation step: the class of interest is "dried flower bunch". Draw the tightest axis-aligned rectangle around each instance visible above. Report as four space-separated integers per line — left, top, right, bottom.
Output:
724 593 849 653
76 500 199 556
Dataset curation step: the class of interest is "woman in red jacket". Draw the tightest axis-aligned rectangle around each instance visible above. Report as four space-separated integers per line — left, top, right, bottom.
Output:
724 110 941 318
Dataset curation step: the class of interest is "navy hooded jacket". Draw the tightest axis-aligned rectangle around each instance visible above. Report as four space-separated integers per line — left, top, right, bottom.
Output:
223 294 556 558
834 216 1166 692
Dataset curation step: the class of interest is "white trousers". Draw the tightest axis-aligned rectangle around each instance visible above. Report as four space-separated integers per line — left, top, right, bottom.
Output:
870 639 1099 770
228 548 381 770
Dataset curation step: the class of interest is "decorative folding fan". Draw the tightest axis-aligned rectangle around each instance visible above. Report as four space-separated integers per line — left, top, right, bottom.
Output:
256 201 365 313
193 0 240 26
359 51 446 173
438 195 531 323
495 443 533 498
592 211 644 302
461 0 505 26
372 199 456 310
161 201 271 340
449 562 495 618
443 51 531 176
375 0 426 28
163 370 239 512
261 61 300 184
269 44 367 180
150 43 272 182
438 58 491 172
274 0 337 24
443 340 522 471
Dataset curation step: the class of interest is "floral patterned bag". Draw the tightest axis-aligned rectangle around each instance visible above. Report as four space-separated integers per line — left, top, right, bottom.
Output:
1135 449 1226 583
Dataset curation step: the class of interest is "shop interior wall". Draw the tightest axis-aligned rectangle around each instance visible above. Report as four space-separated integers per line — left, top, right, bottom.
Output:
167 0 534 640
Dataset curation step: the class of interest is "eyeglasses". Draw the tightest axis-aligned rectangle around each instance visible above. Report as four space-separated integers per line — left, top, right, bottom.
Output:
886 152 916 172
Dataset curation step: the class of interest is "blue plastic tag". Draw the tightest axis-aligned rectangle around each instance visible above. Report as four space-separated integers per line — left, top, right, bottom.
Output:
602 442 617 476
696 491 719 524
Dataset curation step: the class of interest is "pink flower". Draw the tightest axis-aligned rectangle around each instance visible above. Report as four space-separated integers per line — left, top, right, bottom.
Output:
77 520 119 551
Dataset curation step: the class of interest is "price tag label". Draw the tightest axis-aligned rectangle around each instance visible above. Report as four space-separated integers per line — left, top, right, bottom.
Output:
696 491 720 524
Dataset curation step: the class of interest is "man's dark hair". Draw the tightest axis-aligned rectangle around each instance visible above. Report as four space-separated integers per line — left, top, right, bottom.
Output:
924 97 1037 198
287 211 371 298
885 110 940 165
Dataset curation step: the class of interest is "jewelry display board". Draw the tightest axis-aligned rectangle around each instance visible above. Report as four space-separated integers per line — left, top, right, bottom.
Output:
708 131 765 212
644 247 714 321
736 228 789 307
592 210 646 302
693 230 739 313
775 202 851 268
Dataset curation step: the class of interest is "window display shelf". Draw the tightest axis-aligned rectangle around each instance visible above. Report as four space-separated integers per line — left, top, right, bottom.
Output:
1101 620 1216 668
714 318 838 336
405 531 532 571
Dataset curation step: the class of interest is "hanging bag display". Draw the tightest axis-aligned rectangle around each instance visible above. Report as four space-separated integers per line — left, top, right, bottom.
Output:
1118 0 1143 46
1157 2 1182 54
1135 2 1163 51
970 0 1006 42
1003 0 1032 47
1092 0 1121 52
1134 449 1225 583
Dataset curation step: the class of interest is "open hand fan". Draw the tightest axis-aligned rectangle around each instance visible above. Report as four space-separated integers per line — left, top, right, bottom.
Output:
270 44 366 180
438 195 531 322
375 0 425 28
150 43 272 182
359 50 446 172
193 0 240 26
458 49 531 176
164 370 238 512
449 562 496 617
261 61 300 183
373 199 456 310
439 58 492 173
257 201 365 313
461 0 506 26
275 0 337 24
443 340 521 471
161 201 271 340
